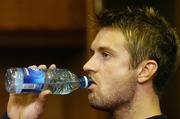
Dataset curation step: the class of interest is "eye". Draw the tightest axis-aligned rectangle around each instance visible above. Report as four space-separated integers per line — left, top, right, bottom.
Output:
101 51 111 60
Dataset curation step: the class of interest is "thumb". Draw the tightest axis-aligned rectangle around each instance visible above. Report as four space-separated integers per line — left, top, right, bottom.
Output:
34 90 51 114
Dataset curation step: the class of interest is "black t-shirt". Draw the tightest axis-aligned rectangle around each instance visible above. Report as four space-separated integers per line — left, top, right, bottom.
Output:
2 113 167 119
147 115 167 119
1 112 9 119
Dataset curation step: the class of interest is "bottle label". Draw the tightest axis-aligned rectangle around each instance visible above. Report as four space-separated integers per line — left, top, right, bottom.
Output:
21 68 45 93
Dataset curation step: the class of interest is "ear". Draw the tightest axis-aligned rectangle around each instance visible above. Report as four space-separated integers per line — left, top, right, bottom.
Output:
137 60 158 84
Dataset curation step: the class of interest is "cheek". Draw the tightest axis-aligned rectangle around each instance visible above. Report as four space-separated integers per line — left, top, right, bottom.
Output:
99 68 137 96
101 71 137 103
100 63 130 83
102 57 131 76
96 58 134 95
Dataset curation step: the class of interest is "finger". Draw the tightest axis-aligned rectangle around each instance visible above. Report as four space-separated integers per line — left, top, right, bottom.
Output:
38 65 47 70
36 90 51 107
49 64 56 69
39 90 51 100
28 65 38 69
19 91 50 119
31 90 51 117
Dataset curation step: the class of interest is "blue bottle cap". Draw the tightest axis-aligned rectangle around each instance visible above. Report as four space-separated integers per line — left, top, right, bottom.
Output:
79 76 93 88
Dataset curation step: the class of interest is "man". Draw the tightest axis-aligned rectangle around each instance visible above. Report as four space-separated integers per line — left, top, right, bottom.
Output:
4 7 180 119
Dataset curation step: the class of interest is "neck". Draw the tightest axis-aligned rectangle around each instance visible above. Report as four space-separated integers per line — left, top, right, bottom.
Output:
112 83 162 119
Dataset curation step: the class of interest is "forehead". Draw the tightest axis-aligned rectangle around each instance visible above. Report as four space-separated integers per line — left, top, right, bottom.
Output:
91 27 127 50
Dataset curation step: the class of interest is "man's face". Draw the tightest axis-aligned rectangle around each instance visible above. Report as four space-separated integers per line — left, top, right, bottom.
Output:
83 27 138 111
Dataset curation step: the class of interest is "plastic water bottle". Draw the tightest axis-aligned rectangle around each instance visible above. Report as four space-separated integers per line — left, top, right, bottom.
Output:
5 68 93 95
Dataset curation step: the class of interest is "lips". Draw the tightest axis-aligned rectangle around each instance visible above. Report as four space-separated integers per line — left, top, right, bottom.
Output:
88 77 96 90
88 83 96 90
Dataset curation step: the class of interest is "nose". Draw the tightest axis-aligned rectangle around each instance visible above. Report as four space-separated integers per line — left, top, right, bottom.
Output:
83 56 97 73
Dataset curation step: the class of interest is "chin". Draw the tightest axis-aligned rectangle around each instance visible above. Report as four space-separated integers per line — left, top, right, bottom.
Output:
88 94 112 112
90 103 112 112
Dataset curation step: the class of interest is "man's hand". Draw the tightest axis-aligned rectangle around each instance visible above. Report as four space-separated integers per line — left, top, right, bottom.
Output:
7 64 56 119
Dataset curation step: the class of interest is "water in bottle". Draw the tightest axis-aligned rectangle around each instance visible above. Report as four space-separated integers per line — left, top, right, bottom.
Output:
5 68 93 95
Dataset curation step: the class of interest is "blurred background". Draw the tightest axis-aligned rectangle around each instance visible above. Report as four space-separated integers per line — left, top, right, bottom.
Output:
0 0 180 119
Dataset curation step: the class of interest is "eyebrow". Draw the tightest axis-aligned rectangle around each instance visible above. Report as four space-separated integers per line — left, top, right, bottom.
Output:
99 46 114 52
91 46 116 54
